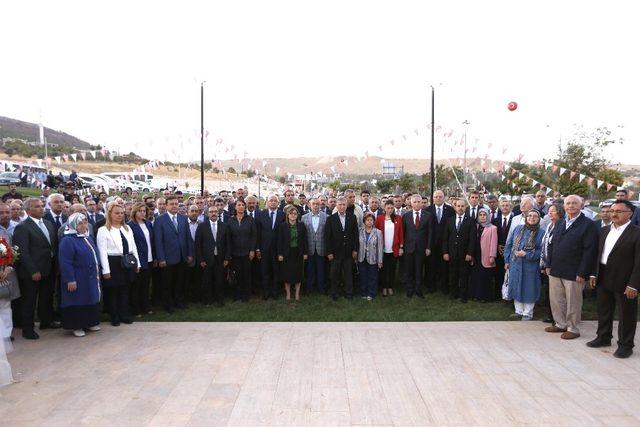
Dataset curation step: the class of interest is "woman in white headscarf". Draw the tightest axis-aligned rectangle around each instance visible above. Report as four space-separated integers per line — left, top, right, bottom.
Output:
59 213 101 337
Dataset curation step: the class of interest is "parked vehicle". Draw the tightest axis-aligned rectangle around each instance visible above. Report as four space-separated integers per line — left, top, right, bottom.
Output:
0 172 21 186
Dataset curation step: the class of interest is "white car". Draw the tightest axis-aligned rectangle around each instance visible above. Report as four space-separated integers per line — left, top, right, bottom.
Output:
78 174 112 192
113 178 151 193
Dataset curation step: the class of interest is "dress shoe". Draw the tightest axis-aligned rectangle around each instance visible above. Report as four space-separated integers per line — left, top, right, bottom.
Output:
73 329 86 337
614 347 633 359
22 329 39 340
165 306 174 314
586 338 611 348
122 318 133 325
521 315 533 321
111 321 121 327
459 298 468 304
39 321 61 330
509 313 522 320
560 331 580 340
415 292 425 299
545 326 567 333
88 325 101 332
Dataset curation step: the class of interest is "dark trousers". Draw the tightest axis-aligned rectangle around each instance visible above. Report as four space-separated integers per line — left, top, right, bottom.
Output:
380 253 397 290
107 284 130 322
330 257 354 297
403 251 425 294
202 256 225 304
250 257 261 296
161 262 186 310
233 256 252 302
259 249 280 298
494 255 506 300
306 253 326 294
20 274 54 331
358 261 379 298
184 264 202 303
596 267 638 349
130 268 151 315
449 256 471 300
428 243 447 293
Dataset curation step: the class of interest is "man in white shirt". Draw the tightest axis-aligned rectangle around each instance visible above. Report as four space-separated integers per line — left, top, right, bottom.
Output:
587 200 640 358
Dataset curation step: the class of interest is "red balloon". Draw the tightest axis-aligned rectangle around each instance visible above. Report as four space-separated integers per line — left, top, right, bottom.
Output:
507 101 518 111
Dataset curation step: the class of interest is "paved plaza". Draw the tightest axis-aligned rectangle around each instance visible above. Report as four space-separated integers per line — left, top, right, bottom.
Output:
1 321 639 426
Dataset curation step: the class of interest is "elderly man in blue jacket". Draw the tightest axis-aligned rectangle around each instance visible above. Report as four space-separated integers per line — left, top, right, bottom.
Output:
545 194 598 339
154 195 193 313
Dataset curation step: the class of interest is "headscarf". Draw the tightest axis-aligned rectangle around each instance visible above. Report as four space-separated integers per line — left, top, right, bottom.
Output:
512 209 541 255
64 213 89 237
476 207 493 228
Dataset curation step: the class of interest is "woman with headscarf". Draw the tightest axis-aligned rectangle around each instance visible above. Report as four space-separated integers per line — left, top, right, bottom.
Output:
58 213 101 337
470 208 498 302
504 209 545 320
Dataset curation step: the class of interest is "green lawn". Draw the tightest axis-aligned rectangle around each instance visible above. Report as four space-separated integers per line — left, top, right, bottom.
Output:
138 292 600 322
0 185 42 198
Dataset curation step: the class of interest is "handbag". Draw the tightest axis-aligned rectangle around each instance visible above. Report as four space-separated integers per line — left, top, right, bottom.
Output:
109 228 138 270
501 269 511 301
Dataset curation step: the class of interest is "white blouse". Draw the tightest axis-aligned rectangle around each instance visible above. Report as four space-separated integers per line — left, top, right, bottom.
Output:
96 225 141 275
384 218 395 253
139 223 154 262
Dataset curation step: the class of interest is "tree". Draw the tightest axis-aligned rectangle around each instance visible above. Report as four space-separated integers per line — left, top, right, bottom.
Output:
375 179 395 194
396 174 415 192
327 180 341 191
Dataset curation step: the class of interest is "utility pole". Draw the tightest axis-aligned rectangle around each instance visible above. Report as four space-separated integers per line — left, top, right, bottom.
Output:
462 120 470 192
200 82 204 196
430 86 435 203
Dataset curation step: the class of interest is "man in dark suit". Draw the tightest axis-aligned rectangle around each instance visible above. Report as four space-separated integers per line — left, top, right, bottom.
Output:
213 197 232 224
85 198 104 227
195 206 230 306
545 195 598 340
594 203 612 232
465 190 483 221
587 200 640 358
443 199 477 303
12 197 58 339
256 195 285 299
492 198 513 300
402 194 432 298
426 190 455 294
279 189 304 217
154 195 193 313
324 197 359 300
43 193 67 234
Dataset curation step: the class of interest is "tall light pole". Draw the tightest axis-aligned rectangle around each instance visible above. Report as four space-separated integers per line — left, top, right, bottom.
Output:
462 120 470 192
200 82 205 196
429 86 435 203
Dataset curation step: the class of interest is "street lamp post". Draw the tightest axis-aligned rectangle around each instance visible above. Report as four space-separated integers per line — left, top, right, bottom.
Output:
200 82 205 196
462 120 470 192
430 86 435 203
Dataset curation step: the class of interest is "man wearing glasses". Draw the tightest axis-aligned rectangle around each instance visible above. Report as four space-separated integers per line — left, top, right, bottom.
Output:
587 200 640 358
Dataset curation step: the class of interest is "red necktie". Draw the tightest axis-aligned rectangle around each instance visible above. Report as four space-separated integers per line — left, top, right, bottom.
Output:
415 211 420 229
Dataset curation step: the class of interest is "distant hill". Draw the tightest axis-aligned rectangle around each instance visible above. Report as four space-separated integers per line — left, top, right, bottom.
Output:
0 116 94 150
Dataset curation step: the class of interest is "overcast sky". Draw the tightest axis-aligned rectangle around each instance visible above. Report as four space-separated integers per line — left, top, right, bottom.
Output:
2 1 638 166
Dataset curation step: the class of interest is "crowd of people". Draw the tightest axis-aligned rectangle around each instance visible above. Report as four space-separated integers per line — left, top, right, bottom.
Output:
0 181 639 360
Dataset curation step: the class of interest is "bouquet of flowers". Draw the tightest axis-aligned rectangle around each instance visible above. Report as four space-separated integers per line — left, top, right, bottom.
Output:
0 238 19 267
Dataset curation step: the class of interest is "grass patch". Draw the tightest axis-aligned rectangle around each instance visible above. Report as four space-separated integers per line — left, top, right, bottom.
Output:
139 292 600 322
0 186 42 198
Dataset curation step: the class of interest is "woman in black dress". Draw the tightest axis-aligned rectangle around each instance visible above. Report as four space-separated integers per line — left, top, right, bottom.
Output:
277 205 308 301
226 198 256 302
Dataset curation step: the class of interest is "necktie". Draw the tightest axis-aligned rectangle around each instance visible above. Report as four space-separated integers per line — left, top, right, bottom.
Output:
90 214 95 223
415 211 420 229
437 206 442 223
38 220 51 244
503 217 507 229
55 215 61 228
471 207 476 219
456 216 462 231
270 211 275 229
172 215 178 231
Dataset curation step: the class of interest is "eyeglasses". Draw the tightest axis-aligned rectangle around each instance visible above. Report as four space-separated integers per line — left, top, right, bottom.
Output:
610 210 631 214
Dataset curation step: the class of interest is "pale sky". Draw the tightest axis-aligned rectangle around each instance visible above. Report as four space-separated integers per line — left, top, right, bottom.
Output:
2 0 638 166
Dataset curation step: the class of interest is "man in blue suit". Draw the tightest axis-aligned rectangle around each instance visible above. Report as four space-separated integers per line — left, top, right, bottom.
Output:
256 195 285 299
154 195 193 313
85 198 104 227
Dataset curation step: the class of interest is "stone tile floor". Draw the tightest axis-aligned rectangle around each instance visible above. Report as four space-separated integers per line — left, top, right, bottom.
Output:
1 321 638 426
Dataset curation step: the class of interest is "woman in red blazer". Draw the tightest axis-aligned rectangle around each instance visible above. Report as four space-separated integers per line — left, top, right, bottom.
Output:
376 200 404 296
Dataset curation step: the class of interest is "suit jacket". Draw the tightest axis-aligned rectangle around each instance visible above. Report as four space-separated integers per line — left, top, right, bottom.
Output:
324 212 359 260
320 206 332 216
442 214 477 259
226 215 257 257
43 211 68 234
301 211 328 256
401 209 432 255
594 219 611 235
256 208 285 253
13 217 57 278
357 227 384 264
549 213 598 280
276 221 309 258
492 213 514 246
465 205 483 220
87 212 105 227
153 212 192 265
194 218 230 265
595 224 640 293
128 220 155 270
426 204 455 247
